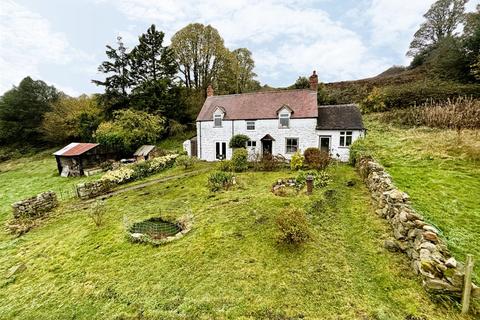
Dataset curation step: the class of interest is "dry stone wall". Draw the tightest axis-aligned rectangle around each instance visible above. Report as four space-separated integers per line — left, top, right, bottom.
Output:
356 156 479 298
76 180 111 200
12 191 58 218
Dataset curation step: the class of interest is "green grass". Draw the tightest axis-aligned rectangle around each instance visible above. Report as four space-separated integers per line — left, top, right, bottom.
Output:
362 114 480 286
0 155 474 319
0 150 99 224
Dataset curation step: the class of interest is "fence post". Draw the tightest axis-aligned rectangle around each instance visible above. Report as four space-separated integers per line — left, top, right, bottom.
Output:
461 254 474 315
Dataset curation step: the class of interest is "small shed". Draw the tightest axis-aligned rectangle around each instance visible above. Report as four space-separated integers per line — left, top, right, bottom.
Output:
53 143 113 177
183 136 197 157
133 145 159 161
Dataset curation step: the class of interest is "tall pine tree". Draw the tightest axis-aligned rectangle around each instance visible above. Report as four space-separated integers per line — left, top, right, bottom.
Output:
92 36 132 117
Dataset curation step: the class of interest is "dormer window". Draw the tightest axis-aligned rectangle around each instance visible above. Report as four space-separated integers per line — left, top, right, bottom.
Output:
279 114 290 128
214 114 222 127
277 105 292 129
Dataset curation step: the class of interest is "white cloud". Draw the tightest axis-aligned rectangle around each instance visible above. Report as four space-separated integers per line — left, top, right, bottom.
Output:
102 0 391 84
0 0 91 94
366 0 435 50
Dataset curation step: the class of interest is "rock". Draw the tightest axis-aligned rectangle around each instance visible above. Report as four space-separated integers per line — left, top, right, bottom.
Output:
130 233 143 240
414 220 427 228
419 249 432 261
384 239 399 252
393 227 406 240
423 279 461 293
399 211 408 222
472 283 480 298
423 231 438 243
423 225 439 234
6 263 26 278
419 241 437 253
445 257 457 268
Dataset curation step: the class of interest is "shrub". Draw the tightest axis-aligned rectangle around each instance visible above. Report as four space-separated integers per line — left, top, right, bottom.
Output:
290 151 304 171
359 87 386 113
207 171 234 192
95 109 166 153
176 155 195 169
217 160 233 172
231 148 249 172
276 208 311 245
295 170 331 189
378 97 480 130
260 153 279 171
89 200 106 227
102 154 177 184
229 134 250 148
349 138 372 166
304 148 331 170
379 80 480 110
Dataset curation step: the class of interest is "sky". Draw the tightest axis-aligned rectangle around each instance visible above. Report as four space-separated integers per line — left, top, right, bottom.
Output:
1 0 479 96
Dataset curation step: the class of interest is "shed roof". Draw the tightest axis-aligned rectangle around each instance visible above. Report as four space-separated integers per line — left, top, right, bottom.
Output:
196 89 318 121
133 145 156 157
53 143 99 157
316 104 365 130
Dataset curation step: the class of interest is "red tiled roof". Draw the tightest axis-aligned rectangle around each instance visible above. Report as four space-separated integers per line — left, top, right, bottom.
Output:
53 143 99 157
196 89 318 121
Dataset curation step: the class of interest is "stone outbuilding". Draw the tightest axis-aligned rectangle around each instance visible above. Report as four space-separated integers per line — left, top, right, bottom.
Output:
133 145 160 161
54 143 115 177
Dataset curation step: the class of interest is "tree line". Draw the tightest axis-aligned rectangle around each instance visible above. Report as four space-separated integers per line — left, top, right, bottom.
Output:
0 23 259 153
407 1 479 82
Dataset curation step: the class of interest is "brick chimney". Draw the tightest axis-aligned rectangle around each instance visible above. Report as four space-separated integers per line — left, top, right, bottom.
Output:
309 71 318 91
207 84 214 97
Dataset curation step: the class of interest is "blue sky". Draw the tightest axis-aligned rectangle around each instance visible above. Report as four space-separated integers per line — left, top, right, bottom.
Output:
1 0 479 96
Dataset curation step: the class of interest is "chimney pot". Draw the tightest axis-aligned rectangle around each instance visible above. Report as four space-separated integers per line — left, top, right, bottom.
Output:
207 85 214 97
309 70 318 91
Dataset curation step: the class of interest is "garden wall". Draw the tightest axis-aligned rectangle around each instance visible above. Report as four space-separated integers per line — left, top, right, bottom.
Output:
356 156 479 297
12 191 58 218
76 180 112 200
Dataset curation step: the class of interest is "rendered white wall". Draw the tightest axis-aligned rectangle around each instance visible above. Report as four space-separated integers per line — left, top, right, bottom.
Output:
196 118 364 162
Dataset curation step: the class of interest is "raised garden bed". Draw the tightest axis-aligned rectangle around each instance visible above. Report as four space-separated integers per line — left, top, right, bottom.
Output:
127 214 193 246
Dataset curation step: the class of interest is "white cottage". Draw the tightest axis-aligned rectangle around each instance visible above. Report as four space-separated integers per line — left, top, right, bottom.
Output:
185 71 365 162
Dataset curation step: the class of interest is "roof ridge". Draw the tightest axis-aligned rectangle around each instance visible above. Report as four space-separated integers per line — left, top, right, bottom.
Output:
318 104 358 108
207 88 315 98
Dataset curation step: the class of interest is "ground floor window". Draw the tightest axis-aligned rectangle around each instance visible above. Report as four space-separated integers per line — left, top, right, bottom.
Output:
339 131 353 147
247 140 256 148
285 138 299 153
216 142 226 160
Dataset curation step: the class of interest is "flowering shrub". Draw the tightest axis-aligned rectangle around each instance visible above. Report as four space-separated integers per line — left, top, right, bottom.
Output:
290 151 304 171
102 166 135 184
102 154 178 185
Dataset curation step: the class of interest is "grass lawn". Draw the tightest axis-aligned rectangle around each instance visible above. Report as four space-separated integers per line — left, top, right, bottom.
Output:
0 154 474 319
0 149 99 224
362 114 480 286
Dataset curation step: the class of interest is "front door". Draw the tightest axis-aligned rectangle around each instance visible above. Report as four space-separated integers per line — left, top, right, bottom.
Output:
216 142 226 160
262 140 272 155
319 136 331 153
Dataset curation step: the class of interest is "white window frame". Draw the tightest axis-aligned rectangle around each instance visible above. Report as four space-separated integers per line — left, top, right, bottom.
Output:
246 140 256 149
285 137 299 154
246 121 256 130
339 131 353 147
214 114 222 127
279 114 290 128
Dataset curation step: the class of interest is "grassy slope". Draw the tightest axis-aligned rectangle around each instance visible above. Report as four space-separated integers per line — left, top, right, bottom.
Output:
0 156 471 319
362 115 480 285
0 150 98 223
